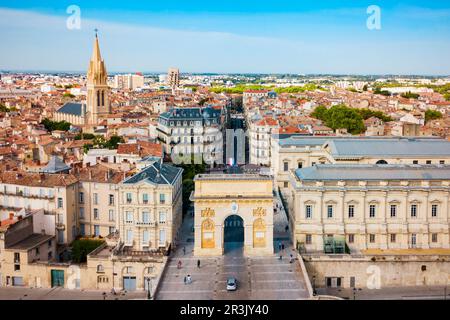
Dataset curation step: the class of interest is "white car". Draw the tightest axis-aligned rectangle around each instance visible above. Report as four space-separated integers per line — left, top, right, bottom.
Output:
226 277 237 291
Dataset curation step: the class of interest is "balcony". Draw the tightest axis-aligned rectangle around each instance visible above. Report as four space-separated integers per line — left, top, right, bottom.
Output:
136 221 156 226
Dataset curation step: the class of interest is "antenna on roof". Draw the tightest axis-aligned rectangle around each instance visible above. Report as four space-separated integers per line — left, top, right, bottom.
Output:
94 28 98 38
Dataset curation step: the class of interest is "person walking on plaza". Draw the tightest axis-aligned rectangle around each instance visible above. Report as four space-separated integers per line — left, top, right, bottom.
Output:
279 254 283 261
183 246 186 255
278 241 282 252
187 274 192 284
177 260 182 269
183 276 187 285
197 259 201 268
289 254 294 263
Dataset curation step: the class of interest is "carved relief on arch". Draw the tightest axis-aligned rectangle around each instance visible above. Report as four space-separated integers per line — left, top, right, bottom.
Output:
201 218 215 249
253 218 266 248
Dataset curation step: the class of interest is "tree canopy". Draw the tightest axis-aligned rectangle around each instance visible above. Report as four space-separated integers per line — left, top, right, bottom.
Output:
41 118 71 131
311 104 366 135
425 109 443 123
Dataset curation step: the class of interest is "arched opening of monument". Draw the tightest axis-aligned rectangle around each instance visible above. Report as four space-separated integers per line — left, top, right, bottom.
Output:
223 215 244 253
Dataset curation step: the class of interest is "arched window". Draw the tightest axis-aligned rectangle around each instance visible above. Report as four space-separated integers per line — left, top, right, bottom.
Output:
97 91 100 107
376 160 388 165
97 264 104 273
101 91 105 106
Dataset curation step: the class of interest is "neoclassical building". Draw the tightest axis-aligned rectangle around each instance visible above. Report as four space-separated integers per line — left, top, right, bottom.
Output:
191 174 274 256
288 164 450 253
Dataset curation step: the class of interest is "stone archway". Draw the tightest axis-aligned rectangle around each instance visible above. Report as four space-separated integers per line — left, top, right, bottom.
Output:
223 214 244 254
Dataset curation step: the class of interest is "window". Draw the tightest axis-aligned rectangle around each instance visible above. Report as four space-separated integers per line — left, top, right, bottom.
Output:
305 234 312 245
369 234 375 243
94 225 100 237
327 205 333 218
14 252 20 264
369 205 376 218
305 205 312 219
298 162 303 169
426 160 432 165
431 205 438 217
440 160 445 165
48 251 53 260
126 230 133 244
97 265 104 273
109 226 115 235
159 230 166 246
283 182 288 188
80 224 85 236
142 211 150 223
159 211 166 223
143 193 149 204
348 205 354 218
125 266 134 274
390 205 397 218
48 240 52 248
142 230 149 244
35 247 40 256
109 209 115 222
126 211 133 223
93 193 98 205
160 194 166 204
57 197 63 209
390 234 396 243
79 207 85 219
348 234 355 244
411 204 417 218
79 192 84 204
413 160 419 165
283 162 289 172
411 234 417 247
126 193 132 204
109 194 114 206
432 233 438 243
94 208 99 220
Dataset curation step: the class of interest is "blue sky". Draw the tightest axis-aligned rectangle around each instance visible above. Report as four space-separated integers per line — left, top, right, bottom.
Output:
1 1 450 74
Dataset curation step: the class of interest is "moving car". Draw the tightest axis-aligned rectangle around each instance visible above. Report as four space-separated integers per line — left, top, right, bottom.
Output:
226 277 237 291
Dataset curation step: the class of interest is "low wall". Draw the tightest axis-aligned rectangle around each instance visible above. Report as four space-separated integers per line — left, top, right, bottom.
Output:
303 254 450 289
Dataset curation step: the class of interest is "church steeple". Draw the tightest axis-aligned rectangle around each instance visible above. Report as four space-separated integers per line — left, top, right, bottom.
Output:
87 30 107 86
86 30 110 126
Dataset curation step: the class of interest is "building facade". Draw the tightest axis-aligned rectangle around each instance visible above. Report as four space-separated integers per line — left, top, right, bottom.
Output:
289 165 450 253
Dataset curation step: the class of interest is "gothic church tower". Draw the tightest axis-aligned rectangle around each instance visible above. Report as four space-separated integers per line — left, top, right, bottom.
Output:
86 32 110 125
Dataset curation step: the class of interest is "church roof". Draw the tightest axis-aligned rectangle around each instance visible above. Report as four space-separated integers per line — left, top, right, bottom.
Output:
56 102 84 116
40 155 71 174
123 161 182 185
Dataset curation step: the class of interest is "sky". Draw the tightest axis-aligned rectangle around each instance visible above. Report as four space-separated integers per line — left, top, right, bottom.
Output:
0 1 450 75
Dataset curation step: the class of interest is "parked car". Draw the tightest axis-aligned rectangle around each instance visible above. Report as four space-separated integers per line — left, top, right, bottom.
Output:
226 277 237 291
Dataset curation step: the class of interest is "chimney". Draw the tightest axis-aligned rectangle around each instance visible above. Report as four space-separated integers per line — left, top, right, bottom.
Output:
105 171 108 181
88 169 92 180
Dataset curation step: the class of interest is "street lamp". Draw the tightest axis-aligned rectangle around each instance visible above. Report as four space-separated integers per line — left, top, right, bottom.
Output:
353 287 357 300
146 277 152 300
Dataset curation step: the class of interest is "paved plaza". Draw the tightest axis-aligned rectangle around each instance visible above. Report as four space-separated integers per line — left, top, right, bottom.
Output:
0 286 146 300
156 200 310 300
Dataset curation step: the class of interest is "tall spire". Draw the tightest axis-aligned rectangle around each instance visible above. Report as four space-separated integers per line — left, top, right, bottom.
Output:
87 29 107 85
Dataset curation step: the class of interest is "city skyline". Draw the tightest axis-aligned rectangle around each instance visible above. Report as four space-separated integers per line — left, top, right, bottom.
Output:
1 1 450 75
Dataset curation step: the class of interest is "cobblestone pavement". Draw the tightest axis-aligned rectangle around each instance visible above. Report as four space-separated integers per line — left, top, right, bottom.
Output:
0 286 146 300
156 203 309 300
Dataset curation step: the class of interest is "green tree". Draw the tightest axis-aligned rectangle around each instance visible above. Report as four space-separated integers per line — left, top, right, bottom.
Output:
71 239 105 263
311 104 366 135
41 118 71 131
425 109 443 123
401 91 420 99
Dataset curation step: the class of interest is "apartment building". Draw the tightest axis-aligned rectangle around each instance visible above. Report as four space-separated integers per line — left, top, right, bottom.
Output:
289 165 450 253
76 165 123 238
0 171 78 246
118 159 183 252
113 73 144 90
249 117 279 166
157 106 224 165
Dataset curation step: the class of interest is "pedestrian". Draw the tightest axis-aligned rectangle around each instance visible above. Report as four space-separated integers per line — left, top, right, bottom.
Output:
177 260 182 269
197 259 201 268
278 241 282 251
187 274 192 284
279 254 283 260
183 276 187 285
289 254 294 263
282 243 285 251
183 246 186 255
285 225 289 232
